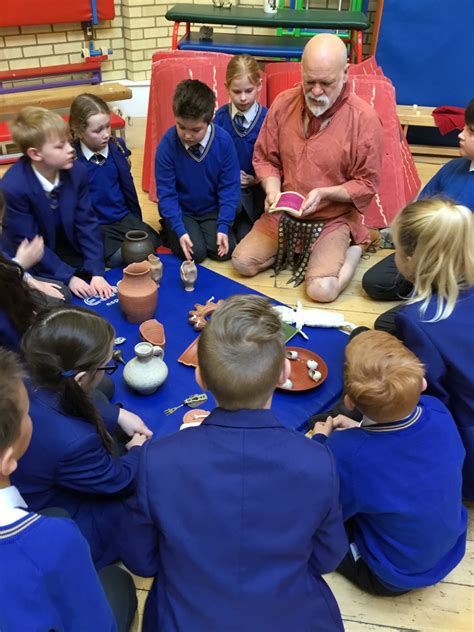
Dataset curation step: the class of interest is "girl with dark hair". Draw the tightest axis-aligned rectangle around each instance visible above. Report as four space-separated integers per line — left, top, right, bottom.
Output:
12 305 152 567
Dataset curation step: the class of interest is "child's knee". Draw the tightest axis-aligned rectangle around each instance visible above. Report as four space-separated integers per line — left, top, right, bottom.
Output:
231 252 259 277
306 277 339 303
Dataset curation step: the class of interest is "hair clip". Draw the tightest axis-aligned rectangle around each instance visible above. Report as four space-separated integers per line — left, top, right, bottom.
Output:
61 369 76 378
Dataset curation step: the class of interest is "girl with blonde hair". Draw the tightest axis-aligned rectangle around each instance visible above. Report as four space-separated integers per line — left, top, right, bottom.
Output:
214 55 268 240
393 197 474 499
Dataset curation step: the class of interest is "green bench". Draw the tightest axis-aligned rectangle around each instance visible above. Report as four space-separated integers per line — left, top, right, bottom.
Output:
165 4 369 62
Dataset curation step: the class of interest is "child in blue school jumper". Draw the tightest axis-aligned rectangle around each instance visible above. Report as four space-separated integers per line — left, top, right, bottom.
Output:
312 330 467 596
69 93 161 267
12 305 153 568
0 107 114 300
363 98 474 306
391 198 474 500
214 54 268 241
156 79 241 263
119 295 348 632
0 347 137 632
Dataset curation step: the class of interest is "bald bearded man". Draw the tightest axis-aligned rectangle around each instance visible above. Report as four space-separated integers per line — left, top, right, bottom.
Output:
232 34 384 302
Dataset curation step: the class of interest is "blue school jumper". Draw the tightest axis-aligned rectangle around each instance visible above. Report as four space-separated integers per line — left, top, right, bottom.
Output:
0 158 105 283
396 288 474 500
119 408 348 632
0 308 21 351
155 124 240 238
318 396 467 590
214 103 268 176
420 157 474 208
0 511 116 631
12 385 140 568
74 138 143 223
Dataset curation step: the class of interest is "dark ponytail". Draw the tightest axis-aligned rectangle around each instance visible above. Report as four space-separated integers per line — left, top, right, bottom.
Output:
22 306 115 452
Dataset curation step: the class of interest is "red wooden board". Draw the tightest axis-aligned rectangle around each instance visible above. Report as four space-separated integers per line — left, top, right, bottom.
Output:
1 1 115 28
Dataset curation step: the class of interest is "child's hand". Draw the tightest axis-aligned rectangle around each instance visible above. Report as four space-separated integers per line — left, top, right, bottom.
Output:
125 432 149 450
118 408 153 438
68 275 94 298
179 233 194 260
313 416 335 437
90 276 115 299
14 236 44 270
332 414 361 430
240 171 256 187
216 232 229 257
26 277 65 300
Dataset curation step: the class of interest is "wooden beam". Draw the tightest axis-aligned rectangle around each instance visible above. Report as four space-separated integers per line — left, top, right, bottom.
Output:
0 82 132 116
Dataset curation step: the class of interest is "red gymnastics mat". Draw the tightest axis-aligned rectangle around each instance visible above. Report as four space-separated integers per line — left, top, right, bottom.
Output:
1 0 115 27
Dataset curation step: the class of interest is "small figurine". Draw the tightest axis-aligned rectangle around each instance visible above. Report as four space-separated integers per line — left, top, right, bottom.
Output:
180 259 198 292
148 254 163 286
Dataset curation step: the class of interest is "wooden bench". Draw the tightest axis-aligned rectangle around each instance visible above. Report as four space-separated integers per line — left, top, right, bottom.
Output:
166 4 369 62
0 82 132 117
396 105 459 157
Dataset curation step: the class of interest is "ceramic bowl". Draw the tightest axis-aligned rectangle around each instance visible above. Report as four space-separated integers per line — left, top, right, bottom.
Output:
139 319 166 349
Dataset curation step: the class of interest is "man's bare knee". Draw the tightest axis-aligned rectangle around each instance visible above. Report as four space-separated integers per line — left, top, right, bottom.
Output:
306 277 340 303
231 253 260 277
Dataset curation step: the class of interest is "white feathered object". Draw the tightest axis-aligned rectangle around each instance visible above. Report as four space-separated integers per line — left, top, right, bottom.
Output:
273 301 353 330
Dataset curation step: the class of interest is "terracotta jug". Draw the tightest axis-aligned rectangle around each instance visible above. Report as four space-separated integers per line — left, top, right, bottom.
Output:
121 230 154 264
117 261 157 323
123 342 168 395
147 254 163 286
180 259 198 291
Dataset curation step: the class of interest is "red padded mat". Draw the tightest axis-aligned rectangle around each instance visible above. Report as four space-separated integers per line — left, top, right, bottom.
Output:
1 0 115 27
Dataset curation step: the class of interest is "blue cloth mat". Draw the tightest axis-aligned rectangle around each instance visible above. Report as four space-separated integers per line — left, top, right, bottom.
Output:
73 255 347 437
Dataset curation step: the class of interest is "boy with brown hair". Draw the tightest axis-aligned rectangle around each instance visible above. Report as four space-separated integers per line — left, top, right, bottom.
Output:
0 348 137 631
0 106 114 299
119 294 348 632
312 330 467 595
155 79 240 263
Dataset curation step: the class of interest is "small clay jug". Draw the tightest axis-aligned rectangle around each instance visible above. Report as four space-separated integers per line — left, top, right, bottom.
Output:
118 261 157 323
123 342 168 395
180 259 198 291
121 230 154 264
147 253 163 285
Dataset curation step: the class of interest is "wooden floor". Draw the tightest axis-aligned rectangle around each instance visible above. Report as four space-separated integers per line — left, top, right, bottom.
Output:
1 119 472 630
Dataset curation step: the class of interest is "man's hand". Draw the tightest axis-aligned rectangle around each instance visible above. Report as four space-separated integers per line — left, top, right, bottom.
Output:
313 416 335 437
300 188 326 216
216 232 229 257
90 276 115 299
179 233 194 260
125 433 149 450
68 275 94 298
264 190 280 212
240 171 256 187
332 414 361 430
14 236 45 270
118 408 153 438
26 277 65 300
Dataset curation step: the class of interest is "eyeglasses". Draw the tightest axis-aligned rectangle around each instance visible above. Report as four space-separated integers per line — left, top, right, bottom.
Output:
96 359 118 375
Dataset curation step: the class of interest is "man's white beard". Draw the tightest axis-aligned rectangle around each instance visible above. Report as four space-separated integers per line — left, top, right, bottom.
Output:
304 93 331 117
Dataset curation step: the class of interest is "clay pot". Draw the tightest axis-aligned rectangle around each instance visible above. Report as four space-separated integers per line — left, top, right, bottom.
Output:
147 254 163 286
121 230 155 264
180 259 197 291
123 342 168 395
139 319 166 350
117 261 157 324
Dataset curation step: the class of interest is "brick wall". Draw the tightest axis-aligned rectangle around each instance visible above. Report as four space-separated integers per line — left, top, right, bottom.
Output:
0 1 378 83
